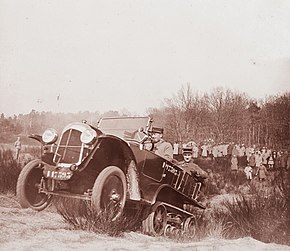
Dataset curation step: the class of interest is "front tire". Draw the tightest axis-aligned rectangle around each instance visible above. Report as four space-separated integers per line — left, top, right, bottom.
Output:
91 166 127 221
16 159 52 211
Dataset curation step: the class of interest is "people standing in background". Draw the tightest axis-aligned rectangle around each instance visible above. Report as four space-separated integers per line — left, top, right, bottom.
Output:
201 143 208 158
192 144 199 162
272 151 278 169
14 136 22 161
227 142 234 159
268 155 274 169
231 155 238 171
227 142 234 168
234 144 241 164
173 141 179 159
207 143 213 160
239 144 247 167
256 163 268 182
248 152 256 170
255 151 263 168
231 154 239 183
244 164 253 182
268 151 276 170
261 147 269 168
245 145 252 162
212 144 218 162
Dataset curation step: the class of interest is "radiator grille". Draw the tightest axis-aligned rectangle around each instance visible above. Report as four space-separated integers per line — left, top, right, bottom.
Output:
55 129 82 164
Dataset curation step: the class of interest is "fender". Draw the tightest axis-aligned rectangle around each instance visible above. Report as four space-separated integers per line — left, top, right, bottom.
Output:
85 135 142 201
126 160 141 200
28 134 44 144
101 136 142 201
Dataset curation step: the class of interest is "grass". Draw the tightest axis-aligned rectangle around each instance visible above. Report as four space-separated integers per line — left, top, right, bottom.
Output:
54 197 133 237
214 190 290 245
168 163 290 245
169 185 290 246
1 146 289 245
0 145 40 193
55 181 290 245
0 147 21 193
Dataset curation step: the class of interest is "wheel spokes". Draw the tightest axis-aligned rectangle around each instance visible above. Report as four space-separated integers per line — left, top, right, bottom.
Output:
101 176 124 215
153 205 167 234
25 168 50 207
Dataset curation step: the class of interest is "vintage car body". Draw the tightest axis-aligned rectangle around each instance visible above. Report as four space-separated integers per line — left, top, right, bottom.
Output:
16 116 206 236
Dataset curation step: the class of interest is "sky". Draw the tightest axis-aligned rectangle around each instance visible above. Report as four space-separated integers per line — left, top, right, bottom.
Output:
0 0 290 116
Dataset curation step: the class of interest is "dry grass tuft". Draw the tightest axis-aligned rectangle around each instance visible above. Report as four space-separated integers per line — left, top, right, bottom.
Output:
54 198 133 237
0 148 21 193
209 189 290 245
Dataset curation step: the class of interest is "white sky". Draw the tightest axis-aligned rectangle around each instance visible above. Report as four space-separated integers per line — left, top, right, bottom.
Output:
0 0 290 116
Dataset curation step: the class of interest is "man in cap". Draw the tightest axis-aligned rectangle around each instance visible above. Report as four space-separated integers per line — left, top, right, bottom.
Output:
151 126 173 162
179 146 208 181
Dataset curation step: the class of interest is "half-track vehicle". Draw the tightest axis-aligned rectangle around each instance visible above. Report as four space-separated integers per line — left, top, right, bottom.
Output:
17 116 206 236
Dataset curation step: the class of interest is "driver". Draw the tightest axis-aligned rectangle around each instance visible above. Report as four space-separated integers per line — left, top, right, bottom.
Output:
179 146 208 181
151 126 173 162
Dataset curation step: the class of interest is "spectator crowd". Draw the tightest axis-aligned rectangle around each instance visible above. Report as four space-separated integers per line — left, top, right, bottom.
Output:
173 140 290 182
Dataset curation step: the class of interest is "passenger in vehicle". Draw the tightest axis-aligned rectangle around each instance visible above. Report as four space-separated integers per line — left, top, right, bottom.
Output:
179 146 208 181
151 126 174 162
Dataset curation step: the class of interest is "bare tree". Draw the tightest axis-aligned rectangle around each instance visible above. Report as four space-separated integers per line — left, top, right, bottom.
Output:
163 83 209 143
205 87 248 143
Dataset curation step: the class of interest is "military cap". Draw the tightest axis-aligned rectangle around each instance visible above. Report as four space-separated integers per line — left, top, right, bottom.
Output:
182 146 193 154
151 126 164 134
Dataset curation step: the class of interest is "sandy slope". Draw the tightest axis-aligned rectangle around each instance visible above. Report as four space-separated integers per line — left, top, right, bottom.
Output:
0 195 289 251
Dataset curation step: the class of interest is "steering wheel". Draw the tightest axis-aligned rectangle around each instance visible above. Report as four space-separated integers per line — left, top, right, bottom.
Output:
144 139 154 151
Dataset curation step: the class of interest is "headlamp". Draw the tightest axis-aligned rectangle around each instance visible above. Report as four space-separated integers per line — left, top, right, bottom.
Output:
42 128 58 144
80 128 97 144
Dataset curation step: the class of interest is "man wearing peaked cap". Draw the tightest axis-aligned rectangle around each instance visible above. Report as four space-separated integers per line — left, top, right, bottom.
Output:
151 126 164 134
151 126 173 162
179 146 208 180
182 146 192 154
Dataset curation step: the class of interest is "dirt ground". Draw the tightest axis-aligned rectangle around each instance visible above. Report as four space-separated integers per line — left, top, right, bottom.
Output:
1 194 290 251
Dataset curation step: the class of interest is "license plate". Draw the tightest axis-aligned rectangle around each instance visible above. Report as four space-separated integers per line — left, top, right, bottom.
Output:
45 170 73 180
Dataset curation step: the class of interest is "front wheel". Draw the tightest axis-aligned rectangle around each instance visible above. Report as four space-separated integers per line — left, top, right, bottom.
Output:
16 159 52 211
91 166 127 221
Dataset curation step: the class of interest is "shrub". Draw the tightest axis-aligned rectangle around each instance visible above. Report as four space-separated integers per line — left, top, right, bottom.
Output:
178 171 289 244
55 198 133 237
211 190 290 245
22 145 41 158
0 147 21 193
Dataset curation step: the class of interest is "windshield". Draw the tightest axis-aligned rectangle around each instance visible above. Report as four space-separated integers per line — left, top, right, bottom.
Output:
97 117 151 142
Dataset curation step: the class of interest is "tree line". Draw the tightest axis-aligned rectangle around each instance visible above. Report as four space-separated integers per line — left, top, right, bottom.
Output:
149 85 290 150
1 85 289 149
